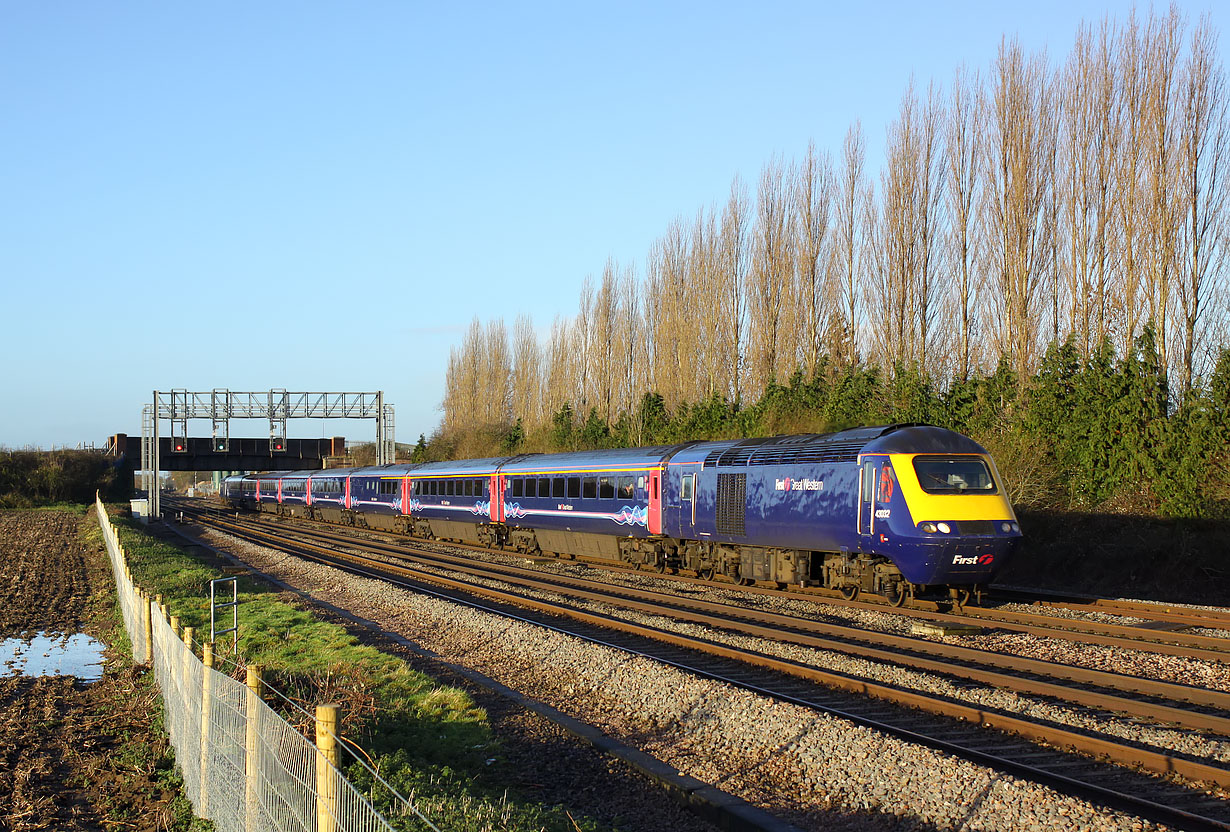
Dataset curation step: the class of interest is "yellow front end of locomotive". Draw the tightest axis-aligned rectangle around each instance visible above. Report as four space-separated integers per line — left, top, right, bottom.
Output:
889 453 1018 524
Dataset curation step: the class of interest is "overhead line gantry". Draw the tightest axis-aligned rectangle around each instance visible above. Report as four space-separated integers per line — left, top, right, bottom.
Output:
140 389 395 517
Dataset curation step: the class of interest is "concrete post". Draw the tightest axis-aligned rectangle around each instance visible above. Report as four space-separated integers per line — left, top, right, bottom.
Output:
315 704 340 832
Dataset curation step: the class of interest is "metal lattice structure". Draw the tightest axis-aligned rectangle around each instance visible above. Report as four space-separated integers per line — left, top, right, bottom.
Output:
142 390 395 517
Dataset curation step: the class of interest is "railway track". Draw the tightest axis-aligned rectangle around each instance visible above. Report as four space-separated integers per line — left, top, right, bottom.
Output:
193 501 1230 663
991 586 1230 633
172 502 1230 830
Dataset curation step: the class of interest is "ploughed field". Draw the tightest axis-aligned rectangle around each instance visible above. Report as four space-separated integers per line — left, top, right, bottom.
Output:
0 510 189 831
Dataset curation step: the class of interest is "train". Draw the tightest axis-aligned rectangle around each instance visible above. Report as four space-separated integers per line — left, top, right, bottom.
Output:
221 424 1021 606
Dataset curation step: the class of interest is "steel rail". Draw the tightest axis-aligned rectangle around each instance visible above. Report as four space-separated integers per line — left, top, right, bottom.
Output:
212 501 1230 662
992 587 1230 631
214 515 1230 736
192 509 1230 755
183 510 1230 830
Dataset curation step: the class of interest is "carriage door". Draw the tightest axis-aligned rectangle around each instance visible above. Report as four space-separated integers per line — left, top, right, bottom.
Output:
489 473 504 522
647 468 662 534
680 472 696 533
858 458 878 542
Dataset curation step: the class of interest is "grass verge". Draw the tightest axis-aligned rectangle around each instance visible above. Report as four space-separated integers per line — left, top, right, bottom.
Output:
76 511 213 831
107 512 611 832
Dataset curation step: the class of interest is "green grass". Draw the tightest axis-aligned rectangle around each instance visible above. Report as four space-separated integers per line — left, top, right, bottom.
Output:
78 516 213 832
108 512 611 832
0 501 92 514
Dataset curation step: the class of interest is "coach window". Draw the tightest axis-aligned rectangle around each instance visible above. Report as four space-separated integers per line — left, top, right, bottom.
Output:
599 477 614 499
618 477 634 500
536 477 549 498
582 477 597 499
526 478 537 498
681 474 694 501
567 477 580 498
552 478 565 498
511 478 524 498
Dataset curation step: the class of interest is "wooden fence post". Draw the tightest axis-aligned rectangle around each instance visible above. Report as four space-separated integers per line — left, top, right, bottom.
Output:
143 591 154 666
315 704 340 832
200 642 215 816
245 664 264 831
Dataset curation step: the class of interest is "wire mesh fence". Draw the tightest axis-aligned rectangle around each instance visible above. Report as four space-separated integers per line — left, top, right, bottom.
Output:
96 497 399 832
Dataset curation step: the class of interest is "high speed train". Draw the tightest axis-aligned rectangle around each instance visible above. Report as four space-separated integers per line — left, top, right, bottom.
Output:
223 424 1021 605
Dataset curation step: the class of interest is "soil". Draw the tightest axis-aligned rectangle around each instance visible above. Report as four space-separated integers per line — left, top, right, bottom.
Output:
0 509 194 832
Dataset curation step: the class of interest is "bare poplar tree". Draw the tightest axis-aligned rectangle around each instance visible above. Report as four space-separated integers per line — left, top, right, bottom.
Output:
748 156 796 395
543 315 573 423
1143 7 1184 370
873 82 946 374
511 313 541 428
836 123 868 366
615 263 642 417
442 346 462 433
645 221 694 408
1175 15 1229 394
914 81 947 376
1115 10 1149 353
946 64 986 379
593 260 621 422
481 319 512 426
690 206 726 399
448 317 484 433
573 277 595 413
874 97 915 369
985 37 1056 380
793 140 835 377
718 177 751 403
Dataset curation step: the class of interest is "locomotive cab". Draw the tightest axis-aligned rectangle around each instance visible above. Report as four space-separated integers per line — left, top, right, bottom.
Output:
859 449 1020 591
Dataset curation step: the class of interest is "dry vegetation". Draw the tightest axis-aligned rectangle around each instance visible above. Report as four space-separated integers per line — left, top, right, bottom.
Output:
441 7 1229 446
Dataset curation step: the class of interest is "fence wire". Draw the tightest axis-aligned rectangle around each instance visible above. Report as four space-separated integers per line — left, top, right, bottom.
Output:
96 498 398 832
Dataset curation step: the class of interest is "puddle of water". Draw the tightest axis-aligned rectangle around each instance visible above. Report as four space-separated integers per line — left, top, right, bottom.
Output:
0 632 106 682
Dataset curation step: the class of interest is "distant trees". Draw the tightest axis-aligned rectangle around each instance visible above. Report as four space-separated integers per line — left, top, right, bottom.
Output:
438 6 1230 503
0 450 120 507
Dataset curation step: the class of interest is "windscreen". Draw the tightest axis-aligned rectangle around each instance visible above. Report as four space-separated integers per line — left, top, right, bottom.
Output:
912 456 997 494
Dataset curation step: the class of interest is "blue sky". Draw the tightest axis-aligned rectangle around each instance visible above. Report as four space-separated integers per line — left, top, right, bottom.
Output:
3 1 1225 449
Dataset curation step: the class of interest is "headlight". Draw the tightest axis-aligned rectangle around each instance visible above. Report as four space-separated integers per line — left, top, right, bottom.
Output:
919 522 937 533
1011 522 1020 532
937 522 951 534
1001 522 1012 532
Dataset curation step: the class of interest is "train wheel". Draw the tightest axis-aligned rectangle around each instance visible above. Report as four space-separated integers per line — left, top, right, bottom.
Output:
840 584 859 601
887 581 910 608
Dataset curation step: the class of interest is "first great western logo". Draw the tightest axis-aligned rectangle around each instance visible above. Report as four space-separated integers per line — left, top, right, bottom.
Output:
775 478 823 492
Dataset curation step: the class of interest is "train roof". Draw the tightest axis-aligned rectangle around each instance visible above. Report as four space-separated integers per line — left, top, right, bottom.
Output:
861 424 987 455
497 445 684 475
666 425 984 468
390 457 512 477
